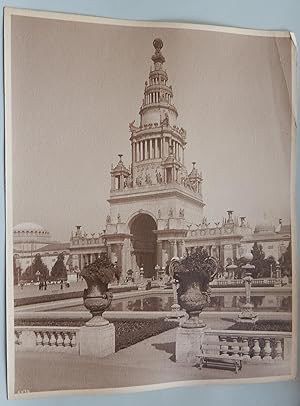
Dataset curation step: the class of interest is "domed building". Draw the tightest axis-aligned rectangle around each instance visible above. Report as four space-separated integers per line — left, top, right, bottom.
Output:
13 222 71 279
13 222 51 252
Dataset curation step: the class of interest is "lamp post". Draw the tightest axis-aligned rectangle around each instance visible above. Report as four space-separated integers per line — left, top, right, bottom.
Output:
274 261 282 287
238 254 258 323
171 277 181 312
35 270 41 282
139 265 144 280
154 264 160 280
227 263 237 280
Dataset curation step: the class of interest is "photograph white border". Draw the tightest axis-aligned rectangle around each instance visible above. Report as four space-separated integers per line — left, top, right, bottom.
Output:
4 6 298 400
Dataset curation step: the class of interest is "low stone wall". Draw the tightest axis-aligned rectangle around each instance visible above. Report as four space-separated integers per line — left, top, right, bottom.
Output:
15 326 80 353
203 329 292 363
176 327 292 365
15 321 292 367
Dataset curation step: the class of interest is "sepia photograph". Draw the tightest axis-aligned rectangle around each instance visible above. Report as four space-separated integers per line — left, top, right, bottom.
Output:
4 8 297 399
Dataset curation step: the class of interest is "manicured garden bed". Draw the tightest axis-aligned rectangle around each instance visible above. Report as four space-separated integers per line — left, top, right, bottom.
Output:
14 318 177 352
14 285 138 307
228 319 292 332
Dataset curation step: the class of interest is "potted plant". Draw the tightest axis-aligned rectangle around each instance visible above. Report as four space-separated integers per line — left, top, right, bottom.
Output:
172 248 219 328
80 253 121 326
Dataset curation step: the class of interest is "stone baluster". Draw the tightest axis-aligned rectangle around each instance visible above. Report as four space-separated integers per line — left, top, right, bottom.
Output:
252 338 262 361
231 337 240 358
70 333 76 347
57 333 64 347
241 337 250 360
220 336 229 357
36 332 43 346
15 331 21 345
49 332 57 346
274 339 283 361
64 333 71 347
263 338 272 361
42 332 50 346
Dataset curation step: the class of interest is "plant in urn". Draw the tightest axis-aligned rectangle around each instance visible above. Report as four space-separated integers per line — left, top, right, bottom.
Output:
80 253 121 327
174 248 219 328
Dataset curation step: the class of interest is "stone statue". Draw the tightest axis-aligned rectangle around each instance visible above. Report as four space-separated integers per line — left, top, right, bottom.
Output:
179 208 184 218
129 120 139 134
156 170 163 184
158 209 161 218
145 172 152 185
136 174 142 186
168 208 174 218
161 112 169 127
106 215 111 224
117 213 121 223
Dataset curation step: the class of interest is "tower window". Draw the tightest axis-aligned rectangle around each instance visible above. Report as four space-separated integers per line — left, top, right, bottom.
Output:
166 168 172 183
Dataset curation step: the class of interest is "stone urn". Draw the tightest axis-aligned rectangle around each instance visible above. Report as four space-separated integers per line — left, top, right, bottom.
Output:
172 252 219 328
175 271 211 328
80 253 121 327
83 282 113 327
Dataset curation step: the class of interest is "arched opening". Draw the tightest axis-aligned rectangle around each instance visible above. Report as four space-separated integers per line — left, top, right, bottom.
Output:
130 214 157 278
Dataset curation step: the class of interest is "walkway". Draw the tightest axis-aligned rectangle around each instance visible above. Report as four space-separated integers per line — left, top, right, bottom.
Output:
15 327 291 394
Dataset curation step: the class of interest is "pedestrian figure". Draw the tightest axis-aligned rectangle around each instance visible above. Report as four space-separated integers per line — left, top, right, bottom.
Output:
44 280 47 291
60 279 63 290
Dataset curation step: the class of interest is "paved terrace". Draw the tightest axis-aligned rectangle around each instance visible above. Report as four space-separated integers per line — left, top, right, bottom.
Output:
15 326 291 394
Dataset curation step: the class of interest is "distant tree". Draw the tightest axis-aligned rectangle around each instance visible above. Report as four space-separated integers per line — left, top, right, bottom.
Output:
51 253 68 281
22 254 49 282
279 242 292 277
265 255 277 278
13 255 21 285
250 243 278 278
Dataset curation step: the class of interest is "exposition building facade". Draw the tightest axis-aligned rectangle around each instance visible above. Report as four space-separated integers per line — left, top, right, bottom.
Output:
69 39 291 280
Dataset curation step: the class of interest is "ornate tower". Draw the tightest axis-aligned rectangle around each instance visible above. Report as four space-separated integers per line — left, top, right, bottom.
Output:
106 39 205 279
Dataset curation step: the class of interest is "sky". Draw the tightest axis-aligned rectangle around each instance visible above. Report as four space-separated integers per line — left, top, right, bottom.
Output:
10 15 293 241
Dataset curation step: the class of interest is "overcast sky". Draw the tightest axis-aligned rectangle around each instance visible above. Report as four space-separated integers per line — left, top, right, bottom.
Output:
11 15 293 241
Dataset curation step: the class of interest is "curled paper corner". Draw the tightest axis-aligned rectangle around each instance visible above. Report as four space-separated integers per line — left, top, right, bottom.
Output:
289 32 297 51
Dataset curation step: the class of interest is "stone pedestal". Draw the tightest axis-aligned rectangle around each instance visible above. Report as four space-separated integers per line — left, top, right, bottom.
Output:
176 326 207 365
238 303 258 323
80 323 115 358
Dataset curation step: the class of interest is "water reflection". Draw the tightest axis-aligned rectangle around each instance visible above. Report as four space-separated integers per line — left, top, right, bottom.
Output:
109 294 292 312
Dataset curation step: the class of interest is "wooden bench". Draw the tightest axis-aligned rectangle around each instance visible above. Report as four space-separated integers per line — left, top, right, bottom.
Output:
197 341 242 374
196 354 242 374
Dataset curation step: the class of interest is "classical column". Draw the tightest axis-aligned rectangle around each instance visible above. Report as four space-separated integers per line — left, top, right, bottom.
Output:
177 240 185 258
219 245 225 265
170 240 177 258
137 142 140 161
157 240 163 267
233 243 238 260
161 135 165 157
154 138 158 159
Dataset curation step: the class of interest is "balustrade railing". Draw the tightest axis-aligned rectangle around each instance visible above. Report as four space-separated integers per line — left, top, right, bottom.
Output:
15 326 80 353
203 329 292 363
210 278 280 288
